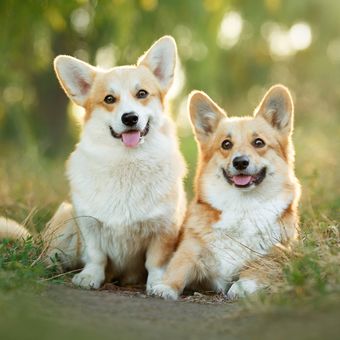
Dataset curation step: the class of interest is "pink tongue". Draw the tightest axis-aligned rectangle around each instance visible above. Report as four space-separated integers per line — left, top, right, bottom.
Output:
232 175 252 186
122 131 141 147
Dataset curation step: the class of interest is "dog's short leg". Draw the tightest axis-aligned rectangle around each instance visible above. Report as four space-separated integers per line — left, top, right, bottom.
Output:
71 216 107 289
72 245 107 289
145 232 178 294
148 238 200 300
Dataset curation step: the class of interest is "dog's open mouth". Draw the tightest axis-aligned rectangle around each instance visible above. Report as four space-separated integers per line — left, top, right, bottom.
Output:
222 167 267 188
109 121 150 147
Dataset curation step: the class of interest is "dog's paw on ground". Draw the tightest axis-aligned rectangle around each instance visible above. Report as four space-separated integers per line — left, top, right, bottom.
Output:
148 283 179 300
72 272 104 289
98 284 232 304
226 279 261 300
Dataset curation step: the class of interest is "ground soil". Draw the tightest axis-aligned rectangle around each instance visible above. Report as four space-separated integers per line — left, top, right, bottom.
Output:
45 285 340 339
2 284 340 340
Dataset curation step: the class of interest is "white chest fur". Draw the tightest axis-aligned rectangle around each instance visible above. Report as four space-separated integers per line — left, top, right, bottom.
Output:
68 131 183 223
67 128 185 270
69 152 178 226
204 188 292 289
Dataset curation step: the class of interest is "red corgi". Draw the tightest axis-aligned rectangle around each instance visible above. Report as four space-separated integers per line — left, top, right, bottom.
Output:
150 85 300 300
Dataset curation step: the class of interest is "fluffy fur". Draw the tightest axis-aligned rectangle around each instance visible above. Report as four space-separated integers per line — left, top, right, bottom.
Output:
53 35 187 290
0 36 186 292
150 85 301 300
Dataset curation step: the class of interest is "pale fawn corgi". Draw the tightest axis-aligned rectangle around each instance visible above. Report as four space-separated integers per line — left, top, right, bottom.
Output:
0 36 187 293
54 35 187 291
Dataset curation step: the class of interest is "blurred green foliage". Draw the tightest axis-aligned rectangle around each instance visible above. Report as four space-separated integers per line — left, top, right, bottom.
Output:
0 0 339 217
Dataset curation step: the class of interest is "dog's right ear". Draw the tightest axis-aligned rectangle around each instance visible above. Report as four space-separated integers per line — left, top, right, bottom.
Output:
54 55 96 106
189 91 226 143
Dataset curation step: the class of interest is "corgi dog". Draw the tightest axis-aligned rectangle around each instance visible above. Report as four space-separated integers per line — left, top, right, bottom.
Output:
0 36 186 291
150 85 300 300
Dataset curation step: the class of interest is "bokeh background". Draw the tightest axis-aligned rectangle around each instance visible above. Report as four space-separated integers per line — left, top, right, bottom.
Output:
0 0 339 224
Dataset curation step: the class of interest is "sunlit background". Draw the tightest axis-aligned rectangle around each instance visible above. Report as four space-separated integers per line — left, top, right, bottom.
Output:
0 0 339 221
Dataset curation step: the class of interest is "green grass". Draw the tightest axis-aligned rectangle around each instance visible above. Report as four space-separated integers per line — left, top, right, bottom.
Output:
0 237 47 291
257 216 339 307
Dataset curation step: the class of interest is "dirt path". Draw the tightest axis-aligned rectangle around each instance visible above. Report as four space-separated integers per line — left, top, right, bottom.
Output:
2 285 340 340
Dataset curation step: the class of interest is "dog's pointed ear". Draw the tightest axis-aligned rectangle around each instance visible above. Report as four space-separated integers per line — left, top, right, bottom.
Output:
255 85 294 135
189 91 226 143
138 36 176 93
54 55 96 106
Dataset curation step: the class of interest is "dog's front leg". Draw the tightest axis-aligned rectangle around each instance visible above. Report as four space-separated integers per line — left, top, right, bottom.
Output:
72 217 107 289
148 238 201 300
145 233 177 294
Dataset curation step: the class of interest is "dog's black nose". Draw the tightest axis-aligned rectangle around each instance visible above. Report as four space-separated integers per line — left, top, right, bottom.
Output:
121 112 138 126
233 156 249 170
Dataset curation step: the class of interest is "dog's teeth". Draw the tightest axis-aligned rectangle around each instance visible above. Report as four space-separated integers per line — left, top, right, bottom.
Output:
139 137 145 144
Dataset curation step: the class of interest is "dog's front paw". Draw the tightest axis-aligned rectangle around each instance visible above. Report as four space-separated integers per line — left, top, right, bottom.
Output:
226 279 261 300
148 283 179 300
146 268 164 294
72 270 104 289
226 283 242 301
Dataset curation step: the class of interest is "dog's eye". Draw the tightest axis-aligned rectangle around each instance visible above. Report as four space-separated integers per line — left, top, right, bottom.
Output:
104 95 116 104
221 139 233 150
136 89 149 99
253 138 266 148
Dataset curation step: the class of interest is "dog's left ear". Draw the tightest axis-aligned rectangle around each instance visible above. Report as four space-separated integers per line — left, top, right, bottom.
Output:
138 36 176 93
255 85 294 135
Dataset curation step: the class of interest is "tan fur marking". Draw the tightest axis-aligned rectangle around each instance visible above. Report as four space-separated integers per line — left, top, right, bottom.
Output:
154 85 300 299
279 201 300 245
80 65 164 122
